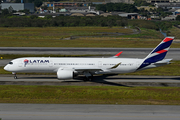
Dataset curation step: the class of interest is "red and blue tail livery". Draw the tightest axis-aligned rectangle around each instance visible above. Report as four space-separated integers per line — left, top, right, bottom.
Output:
138 37 174 70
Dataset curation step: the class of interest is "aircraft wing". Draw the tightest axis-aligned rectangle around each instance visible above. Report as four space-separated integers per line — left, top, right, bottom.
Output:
74 62 121 72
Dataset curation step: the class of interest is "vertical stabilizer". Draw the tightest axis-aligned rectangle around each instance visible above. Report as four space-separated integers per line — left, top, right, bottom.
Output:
138 37 174 70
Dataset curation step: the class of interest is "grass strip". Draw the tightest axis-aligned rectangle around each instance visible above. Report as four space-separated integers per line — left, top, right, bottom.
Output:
0 85 180 105
0 27 180 48
1 60 180 76
3 37 179 48
121 27 164 39
167 26 180 38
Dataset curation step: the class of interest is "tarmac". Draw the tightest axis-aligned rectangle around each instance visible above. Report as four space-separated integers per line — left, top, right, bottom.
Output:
1 75 180 87
0 104 180 120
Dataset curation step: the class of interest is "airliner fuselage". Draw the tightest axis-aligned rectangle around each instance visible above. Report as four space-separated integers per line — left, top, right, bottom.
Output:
4 57 142 73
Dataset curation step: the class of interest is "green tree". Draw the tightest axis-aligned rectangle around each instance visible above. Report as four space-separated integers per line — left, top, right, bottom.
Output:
134 0 150 7
1 9 12 17
45 15 52 19
176 15 180 21
96 3 138 13
139 8 149 17
96 4 106 12
106 3 114 12
30 15 38 19
8 6 14 13
34 0 43 7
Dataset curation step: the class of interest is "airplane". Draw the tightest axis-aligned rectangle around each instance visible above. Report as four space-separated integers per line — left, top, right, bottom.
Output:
4 37 174 80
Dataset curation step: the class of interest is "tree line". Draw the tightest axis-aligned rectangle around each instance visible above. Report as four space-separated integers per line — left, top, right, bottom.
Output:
0 14 177 31
95 3 139 13
0 15 128 27
0 6 177 30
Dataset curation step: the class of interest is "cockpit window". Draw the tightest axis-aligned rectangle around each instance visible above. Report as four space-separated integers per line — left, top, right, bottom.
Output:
9 62 13 65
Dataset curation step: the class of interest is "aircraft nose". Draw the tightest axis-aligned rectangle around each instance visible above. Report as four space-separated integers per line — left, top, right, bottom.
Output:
4 65 9 71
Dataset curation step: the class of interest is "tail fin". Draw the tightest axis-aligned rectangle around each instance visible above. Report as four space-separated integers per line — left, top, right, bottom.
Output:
138 37 174 70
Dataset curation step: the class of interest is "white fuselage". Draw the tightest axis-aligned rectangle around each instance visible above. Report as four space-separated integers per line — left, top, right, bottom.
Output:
4 57 144 74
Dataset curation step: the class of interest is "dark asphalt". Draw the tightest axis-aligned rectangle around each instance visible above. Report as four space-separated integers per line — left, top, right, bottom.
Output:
1 75 180 87
0 104 180 120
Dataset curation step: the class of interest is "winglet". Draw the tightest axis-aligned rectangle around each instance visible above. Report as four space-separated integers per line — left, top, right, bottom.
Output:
113 51 123 58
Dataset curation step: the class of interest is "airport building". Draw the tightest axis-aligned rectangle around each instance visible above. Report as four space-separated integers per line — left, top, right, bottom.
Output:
0 3 34 12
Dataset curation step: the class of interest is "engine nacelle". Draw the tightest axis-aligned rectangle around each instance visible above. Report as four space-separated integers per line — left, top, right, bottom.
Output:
57 69 74 80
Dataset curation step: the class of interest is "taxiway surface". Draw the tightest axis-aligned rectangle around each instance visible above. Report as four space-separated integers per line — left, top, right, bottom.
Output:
0 104 180 120
1 75 180 86
0 47 179 59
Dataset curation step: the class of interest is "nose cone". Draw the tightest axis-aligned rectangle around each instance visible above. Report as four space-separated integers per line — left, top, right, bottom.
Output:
4 65 9 71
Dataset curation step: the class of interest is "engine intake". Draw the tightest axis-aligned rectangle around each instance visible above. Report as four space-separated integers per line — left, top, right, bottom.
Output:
57 69 75 80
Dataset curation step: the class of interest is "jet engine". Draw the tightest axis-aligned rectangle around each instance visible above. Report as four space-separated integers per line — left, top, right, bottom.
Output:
57 69 75 80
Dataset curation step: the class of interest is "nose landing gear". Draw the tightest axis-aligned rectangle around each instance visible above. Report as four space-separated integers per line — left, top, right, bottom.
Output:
12 72 17 79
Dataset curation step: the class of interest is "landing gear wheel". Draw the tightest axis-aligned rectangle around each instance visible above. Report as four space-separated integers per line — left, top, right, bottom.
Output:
88 76 93 81
14 76 17 79
84 76 93 81
83 77 88 81
12 72 17 79
83 72 93 81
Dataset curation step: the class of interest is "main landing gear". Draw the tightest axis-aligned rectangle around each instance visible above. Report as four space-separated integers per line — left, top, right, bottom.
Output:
12 72 17 79
83 71 93 81
85 76 93 81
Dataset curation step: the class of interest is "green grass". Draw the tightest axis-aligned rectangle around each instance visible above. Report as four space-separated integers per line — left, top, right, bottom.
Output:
0 27 133 47
1 60 180 76
0 85 180 105
167 26 180 39
121 28 164 39
0 27 179 48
